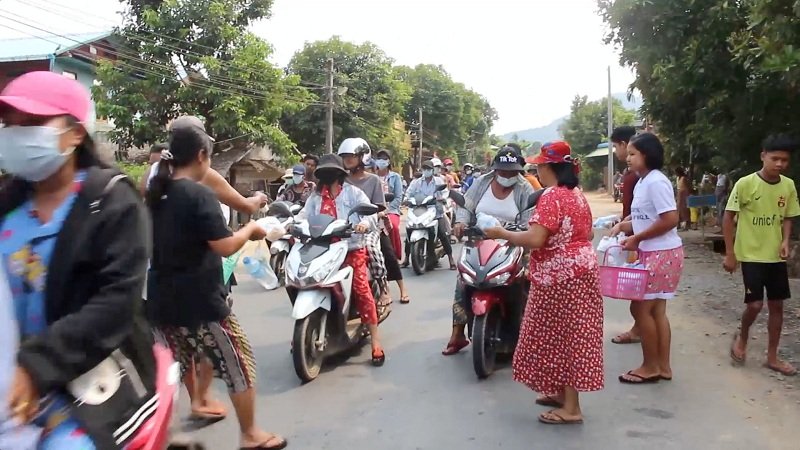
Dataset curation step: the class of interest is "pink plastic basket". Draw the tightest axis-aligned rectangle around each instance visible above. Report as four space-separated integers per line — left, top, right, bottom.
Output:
598 246 650 301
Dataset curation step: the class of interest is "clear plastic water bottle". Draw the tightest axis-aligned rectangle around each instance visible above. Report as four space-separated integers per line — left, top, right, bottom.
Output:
242 256 279 290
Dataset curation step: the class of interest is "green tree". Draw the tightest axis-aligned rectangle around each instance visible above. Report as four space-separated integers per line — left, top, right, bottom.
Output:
282 37 411 156
598 0 800 175
94 0 309 157
398 64 497 156
559 95 636 155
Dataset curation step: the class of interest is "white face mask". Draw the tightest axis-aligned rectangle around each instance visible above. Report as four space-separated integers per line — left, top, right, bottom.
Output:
473 171 482 178
375 159 390 169
495 175 518 188
0 126 74 182
422 169 434 178
292 175 304 185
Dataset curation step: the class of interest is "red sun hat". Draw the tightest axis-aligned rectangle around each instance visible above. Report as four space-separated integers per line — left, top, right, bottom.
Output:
0 71 92 124
531 140 574 164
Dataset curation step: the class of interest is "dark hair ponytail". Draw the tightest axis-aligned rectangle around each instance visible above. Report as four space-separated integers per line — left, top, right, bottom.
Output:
146 127 210 208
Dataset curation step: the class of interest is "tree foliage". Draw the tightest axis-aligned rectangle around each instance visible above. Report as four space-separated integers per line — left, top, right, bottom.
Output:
94 0 309 157
398 64 497 159
559 95 636 155
599 0 800 175
282 37 411 156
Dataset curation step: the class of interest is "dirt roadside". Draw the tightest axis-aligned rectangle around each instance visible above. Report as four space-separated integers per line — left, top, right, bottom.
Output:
586 191 800 448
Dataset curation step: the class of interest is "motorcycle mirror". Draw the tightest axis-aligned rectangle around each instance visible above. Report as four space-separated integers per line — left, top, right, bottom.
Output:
350 203 380 216
384 193 395 203
289 204 303 215
435 183 448 192
267 201 293 218
452 183 462 189
449 190 466 208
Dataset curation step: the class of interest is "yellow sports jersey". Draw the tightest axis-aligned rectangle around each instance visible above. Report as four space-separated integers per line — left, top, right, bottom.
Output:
726 173 800 262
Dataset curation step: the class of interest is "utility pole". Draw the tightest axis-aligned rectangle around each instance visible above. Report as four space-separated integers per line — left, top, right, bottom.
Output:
325 58 334 154
606 66 614 193
418 107 423 169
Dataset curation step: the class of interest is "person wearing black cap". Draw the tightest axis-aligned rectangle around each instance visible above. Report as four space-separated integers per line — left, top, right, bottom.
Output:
146 116 287 449
295 154 386 365
403 159 457 270
442 146 536 356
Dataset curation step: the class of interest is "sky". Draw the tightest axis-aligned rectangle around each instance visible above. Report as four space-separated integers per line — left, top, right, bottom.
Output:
0 0 636 135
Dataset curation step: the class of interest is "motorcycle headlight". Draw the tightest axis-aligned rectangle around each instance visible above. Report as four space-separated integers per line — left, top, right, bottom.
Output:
304 246 347 285
487 272 511 286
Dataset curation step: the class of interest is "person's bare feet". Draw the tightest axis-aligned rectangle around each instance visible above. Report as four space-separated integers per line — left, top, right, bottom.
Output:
538 408 583 424
190 397 227 420
241 431 287 449
659 369 673 380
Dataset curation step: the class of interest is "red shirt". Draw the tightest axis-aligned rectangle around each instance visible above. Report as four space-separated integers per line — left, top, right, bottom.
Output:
622 170 639 218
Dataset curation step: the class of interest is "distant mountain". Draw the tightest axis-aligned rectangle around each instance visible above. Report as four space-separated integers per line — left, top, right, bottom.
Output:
501 92 643 143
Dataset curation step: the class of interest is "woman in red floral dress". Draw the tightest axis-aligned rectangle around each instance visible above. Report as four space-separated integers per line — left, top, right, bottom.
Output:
486 140 603 425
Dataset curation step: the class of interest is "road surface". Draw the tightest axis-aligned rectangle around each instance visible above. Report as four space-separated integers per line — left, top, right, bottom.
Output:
177 192 800 450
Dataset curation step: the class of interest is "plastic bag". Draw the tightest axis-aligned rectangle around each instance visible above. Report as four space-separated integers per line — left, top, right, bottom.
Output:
596 233 627 267
222 250 242 285
593 214 619 229
243 242 279 290
476 212 501 231
256 217 286 243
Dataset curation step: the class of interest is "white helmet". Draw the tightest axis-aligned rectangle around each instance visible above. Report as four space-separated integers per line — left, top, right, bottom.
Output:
430 157 442 167
337 137 372 166
463 163 474 170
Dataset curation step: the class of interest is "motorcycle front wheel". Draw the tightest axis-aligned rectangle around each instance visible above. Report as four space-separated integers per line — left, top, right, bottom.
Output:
270 252 287 286
410 240 427 275
472 307 501 379
292 309 325 383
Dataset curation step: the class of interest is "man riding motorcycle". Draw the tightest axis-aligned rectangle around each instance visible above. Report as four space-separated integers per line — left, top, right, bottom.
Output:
442 146 536 355
461 163 476 192
402 160 457 270
276 164 316 206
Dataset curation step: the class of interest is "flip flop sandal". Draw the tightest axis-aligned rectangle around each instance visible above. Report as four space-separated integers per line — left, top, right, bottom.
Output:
535 396 563 408
764 362 798 376
618 371 660 384
240 436 288 450
730 332 746 364
372 350 386 367
538 410 583 425
400 296 411 304
441 339 469 356
189 412 227 423
611 332 641 344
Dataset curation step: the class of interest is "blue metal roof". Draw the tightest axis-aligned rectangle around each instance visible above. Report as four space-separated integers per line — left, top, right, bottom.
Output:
0 31 113 63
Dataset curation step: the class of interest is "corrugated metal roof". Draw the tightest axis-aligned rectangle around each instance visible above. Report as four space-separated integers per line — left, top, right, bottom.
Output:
0 31 113 63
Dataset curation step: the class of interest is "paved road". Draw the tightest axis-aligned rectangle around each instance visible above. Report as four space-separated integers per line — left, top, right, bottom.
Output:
178 194 800 450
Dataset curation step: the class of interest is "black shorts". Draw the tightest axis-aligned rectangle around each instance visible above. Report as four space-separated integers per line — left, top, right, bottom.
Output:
741 262 791 303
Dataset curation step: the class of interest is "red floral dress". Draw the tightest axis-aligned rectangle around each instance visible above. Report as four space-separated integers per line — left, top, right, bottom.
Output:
512 187 604 395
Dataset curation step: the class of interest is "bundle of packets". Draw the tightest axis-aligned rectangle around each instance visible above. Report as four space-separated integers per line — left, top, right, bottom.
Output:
595 232 645 269
593 214 619 229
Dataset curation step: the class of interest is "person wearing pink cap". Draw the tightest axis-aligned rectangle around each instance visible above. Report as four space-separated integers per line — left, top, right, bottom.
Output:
485 141 603 425
0 71 156 448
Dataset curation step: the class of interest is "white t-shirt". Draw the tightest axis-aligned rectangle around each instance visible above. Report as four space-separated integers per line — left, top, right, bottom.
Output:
476 188 519 224
631 170 682 252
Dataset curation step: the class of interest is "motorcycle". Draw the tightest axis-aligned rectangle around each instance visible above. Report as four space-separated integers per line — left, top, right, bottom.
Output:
404 184 449 275
283 202 384 382
127 345 182 450
265 201 303 286
449 189 543 379
613 182 622 202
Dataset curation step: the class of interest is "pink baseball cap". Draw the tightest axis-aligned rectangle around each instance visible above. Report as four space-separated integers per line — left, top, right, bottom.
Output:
0 71 92 124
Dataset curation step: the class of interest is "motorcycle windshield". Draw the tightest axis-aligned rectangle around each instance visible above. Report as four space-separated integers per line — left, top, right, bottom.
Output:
307 214 336 239
299 242 329 265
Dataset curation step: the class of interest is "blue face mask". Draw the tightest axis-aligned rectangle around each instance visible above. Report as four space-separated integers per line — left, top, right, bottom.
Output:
292 175 304 185
422 169 434 178
0 126 74 182
375 159 390 169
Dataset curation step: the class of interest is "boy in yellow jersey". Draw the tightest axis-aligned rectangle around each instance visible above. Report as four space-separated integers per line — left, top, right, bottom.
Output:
724 134 800 376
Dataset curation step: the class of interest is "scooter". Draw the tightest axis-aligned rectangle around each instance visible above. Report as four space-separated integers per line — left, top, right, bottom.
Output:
404 184 448 275
265 201 302 286
283 202 383 382
126 345 183 450
449 189 543 379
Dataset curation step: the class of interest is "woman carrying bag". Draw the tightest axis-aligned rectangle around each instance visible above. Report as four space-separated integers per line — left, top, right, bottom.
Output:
0 72 156 449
